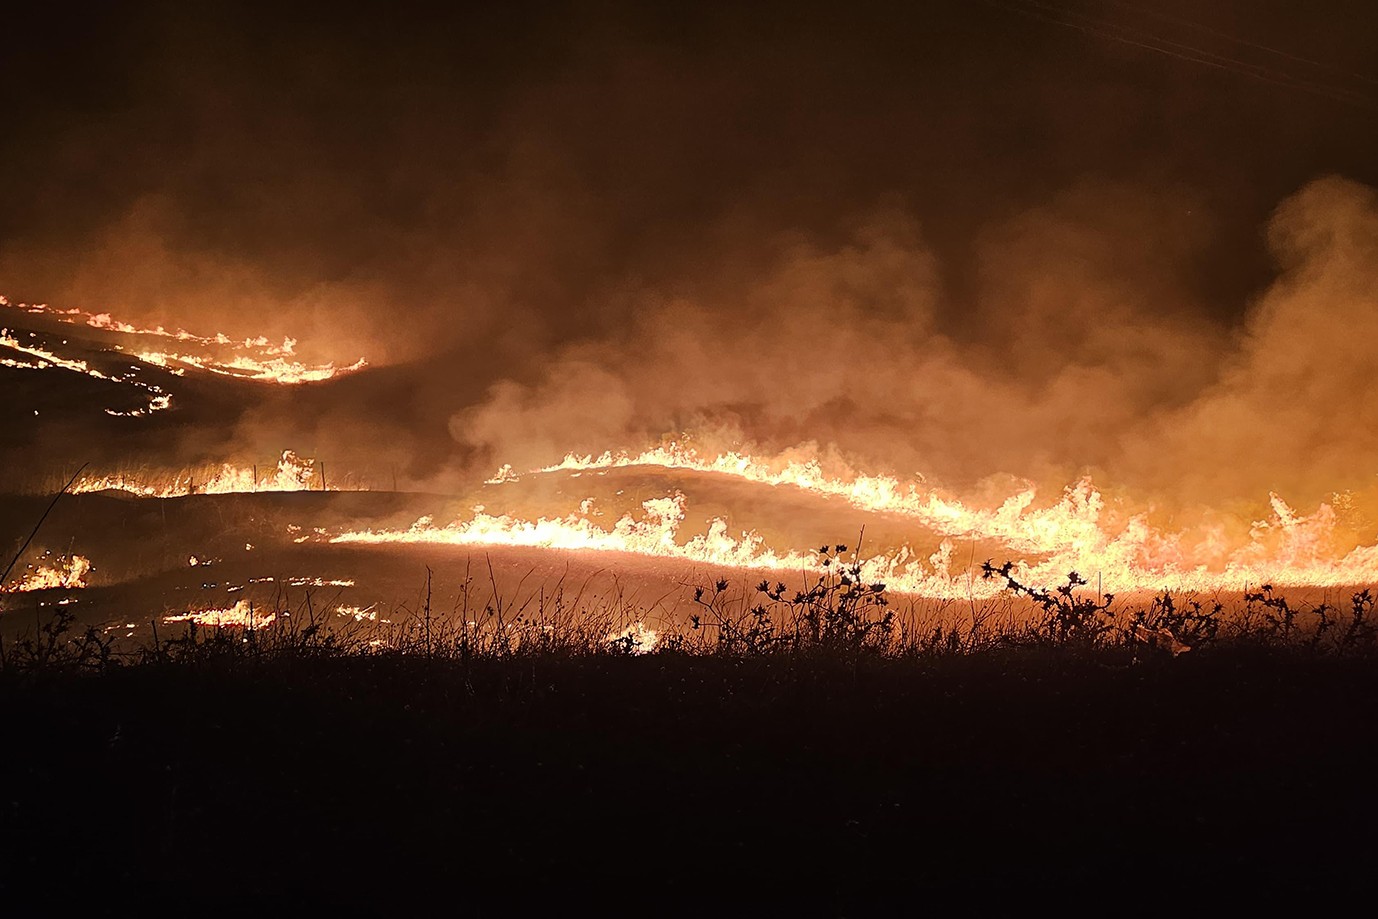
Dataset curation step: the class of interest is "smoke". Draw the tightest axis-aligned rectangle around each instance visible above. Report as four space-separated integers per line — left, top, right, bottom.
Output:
447 183 1214 480
449 174 1378 518
1128 176 1378 507
3 2 1378 508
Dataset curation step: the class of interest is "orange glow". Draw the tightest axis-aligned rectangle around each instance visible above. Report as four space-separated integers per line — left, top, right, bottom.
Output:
132 348 368 384
2 297 366 386
336 440 1378 597
72 450 344 496
1 327 173 415
164 599 275 628
526 443 1378 592
335 492 813 569
3 555 92 592
607 621 659 653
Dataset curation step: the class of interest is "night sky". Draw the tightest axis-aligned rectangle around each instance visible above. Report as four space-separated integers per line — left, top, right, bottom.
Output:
3 0 1377 498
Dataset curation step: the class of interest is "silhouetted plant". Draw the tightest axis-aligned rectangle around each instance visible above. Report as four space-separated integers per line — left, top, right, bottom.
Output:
15 552 1378 675
1244 584 1301 641
981 560 1114 647
778 544 894 652
690 576 780 655
1340 589 1377 650
2 607 114 674
688 545 894 655
1127 592 1219 654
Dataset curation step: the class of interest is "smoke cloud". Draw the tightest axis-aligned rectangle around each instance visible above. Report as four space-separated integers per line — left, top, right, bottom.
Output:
3 1 1378 512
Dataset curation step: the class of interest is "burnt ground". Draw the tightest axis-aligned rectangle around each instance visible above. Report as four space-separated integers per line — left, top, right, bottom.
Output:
2 646 1377 914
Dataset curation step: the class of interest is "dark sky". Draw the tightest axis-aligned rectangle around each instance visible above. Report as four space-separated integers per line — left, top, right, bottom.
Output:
3 0 1378 495
4 1 1374 330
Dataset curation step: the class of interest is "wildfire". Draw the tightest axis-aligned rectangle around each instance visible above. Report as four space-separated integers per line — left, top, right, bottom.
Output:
334 493 814 569
1 327 173 416
528 443 1378 591
164 599 275 629
1 296 366 387
13 286 1378 599
72 450 340 497
334 440 1378 598
536 444 1070 545
2 555 92 593
337 604 379 621
607 621 659 654
133 349 368 384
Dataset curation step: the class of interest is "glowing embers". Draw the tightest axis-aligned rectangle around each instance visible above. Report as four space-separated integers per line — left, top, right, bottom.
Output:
0 295 366 386
1 554 91 593
72 450 339 497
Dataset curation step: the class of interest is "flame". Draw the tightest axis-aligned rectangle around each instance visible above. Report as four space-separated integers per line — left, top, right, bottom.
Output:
1 327 173 415
2 296 366 385
607 621 659 653
72 450 343 497
337 604 379 621
284 576 355 587
517 443 1378 592
132 348 368 383
164 599 275 628
537 444 1072 548
2 555 91 592
12 287 1378 599
334 493 815 570
331 440 1378 598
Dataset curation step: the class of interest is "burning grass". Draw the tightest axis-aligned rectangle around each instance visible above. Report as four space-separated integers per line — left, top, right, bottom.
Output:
1 296 368 386
336 439 1378 598
0 554 90 593
9 550 1378 676
70 449 343 497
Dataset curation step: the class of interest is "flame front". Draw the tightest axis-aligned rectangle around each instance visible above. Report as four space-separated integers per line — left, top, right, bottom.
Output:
534 444 1378 592
334 441 1378 598
73 450 340 497
1 296 366 388
14 292 1378 600
3 555 92 593
335 493 813 570
1 326 173 416
164 599 275 628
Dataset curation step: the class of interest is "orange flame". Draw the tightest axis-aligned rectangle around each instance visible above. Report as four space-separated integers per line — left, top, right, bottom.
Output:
164 599 275 628
3 555 92 593
607 621 659 653
1 327 173 415
334 493 812 569
524 443 1378 592
2 296 366 386
72 450 342 497
335 440 1378 597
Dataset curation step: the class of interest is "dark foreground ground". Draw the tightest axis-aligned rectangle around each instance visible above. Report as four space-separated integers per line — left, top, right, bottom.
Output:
3 646 1377 915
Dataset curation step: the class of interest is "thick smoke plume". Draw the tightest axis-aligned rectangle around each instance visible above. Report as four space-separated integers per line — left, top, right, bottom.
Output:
454 176 1378 512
